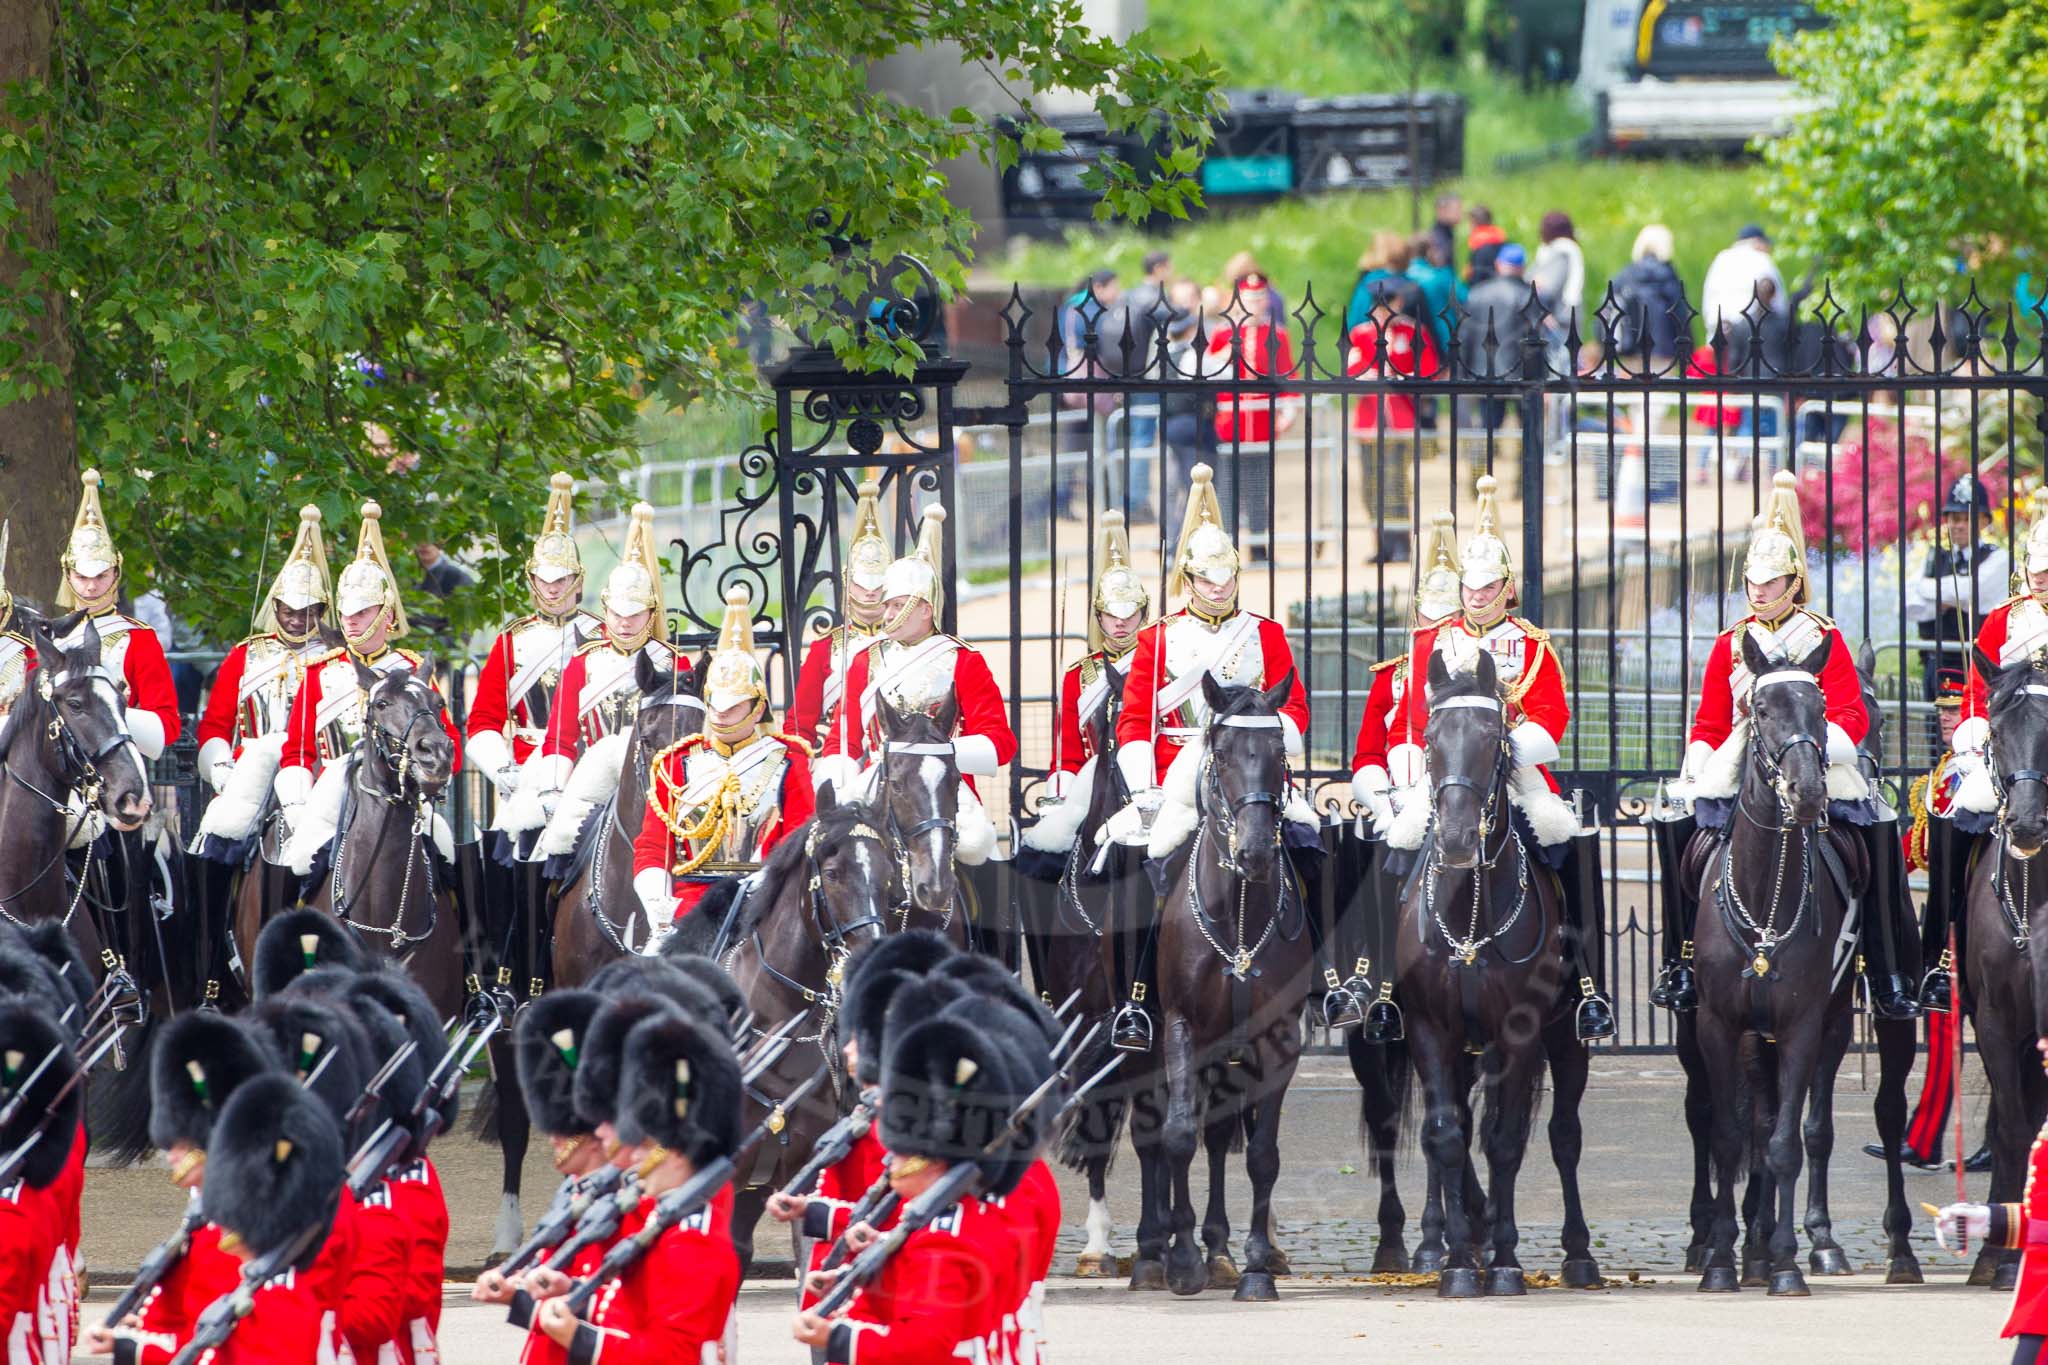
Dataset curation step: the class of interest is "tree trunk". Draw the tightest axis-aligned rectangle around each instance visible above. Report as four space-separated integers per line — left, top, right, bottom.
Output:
0 0 76 610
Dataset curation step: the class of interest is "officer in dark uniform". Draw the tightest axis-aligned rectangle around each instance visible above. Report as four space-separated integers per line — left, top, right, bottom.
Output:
1906 474 2009 754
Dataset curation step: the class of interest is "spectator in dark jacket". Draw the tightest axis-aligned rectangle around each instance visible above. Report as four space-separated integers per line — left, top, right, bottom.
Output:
1458 244 1543 430
1344 231 1425 334
1429 192 1463 273
1609 223 1691 367
1466 205 1505 284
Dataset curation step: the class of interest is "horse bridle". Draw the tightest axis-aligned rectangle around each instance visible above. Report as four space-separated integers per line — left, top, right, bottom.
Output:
0 664 132 924
335 679 447 952
1426 694 1514 867
876 738 959 925
1199 713 1288 877
1740 668 1827 832
802 818 886 986
1987 682 2048 833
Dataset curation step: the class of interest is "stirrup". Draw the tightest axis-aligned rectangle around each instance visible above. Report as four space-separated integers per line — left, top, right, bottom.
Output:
1321 966 1364 1031
1362 987 1404 1045
1574 978 1616 1042
1339 956 1375 1003
1111 1002 1154 1053
1918 952 1955 1014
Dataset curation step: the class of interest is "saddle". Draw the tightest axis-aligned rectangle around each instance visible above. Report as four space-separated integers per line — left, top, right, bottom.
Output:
1680 823 1869 908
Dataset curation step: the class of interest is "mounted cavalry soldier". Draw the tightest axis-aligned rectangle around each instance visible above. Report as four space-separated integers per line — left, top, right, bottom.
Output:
467 472 599 840
1381 475 1615 1041
192 504 333 855
788 479 889 751
54 468 180 761
275 501 461 855
1107 464 1346 1046
813 503 1014 859
1658 470 1917 1020
531 501 690 859
1343 509 1462 1042
1905 472 2009 740
631 585 814 948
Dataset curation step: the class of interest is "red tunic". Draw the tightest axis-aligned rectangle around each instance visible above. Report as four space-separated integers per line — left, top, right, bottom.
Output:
791 629 883 754
516 1176 623 1365
179 1269 325 1365
278 648 463 778
817 638 1017 794
630 734 814 917
0 1177 53 1365
299 1188 359 1365
800 1127 891 1311
1206 321 1297 446
125 1221 241 1365
539 641 687 762
575 1190 739 1365
68 612 180 747
1349 658 1402 776
467 615 596 764
385 1158 448 1365
1114 612 1309 785
1346 316 1440 434
1054 652 1131 776
1989 1121 2048 1338
1961 597 2048 722
1688 614 1868 750
340 1182 410 1365
831 1197 1016 1365
1388 617 1569 791
984 1161 1062 1365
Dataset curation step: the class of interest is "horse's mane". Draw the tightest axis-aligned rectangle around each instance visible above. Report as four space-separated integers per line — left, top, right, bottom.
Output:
1207 679 1283 718
730 798 877 942
1987 652 2048 712
0 647 44 760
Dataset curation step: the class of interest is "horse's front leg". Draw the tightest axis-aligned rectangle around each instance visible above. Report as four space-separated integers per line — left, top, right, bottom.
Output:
1802 1010 1852 1276
1765 1030 1820 1296
1542 1014 1600 1287
1411 1025 1481 1298
1871 1015 1924 1283
1676 1014 1716 1273
1161 1011 1206 1296
1200 1108 1238 1288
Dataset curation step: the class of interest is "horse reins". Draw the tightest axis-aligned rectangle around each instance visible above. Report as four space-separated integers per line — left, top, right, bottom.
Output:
1718 668 1827 978
0 662 143 927
876 738 959 932
1985 680 2048 949
1185 713 1294 980
331 686 441 954
1421 695 1536 966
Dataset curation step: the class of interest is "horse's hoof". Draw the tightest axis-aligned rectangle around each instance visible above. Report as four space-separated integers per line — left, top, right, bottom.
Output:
1484 1266 1527 1297
1561 1258 1603 1289
1232 1271 1280 1302
1740 1257 1770 1288
1075 1252 1115 1279
1768 1269 1810 1297
1884 1256 1924 1286
1438 1267 1483 1299
1697 1266 1740 1293
1167 1251 1208 1297
1808 1247 1853 1277
1265 1246 1292 1276
1683 1245 1708 1275
1371 1243 1411 1275
1968 1254 2000 1287
1412 1246 1446 1273
1993 1260 2021 1292
1206 1253 1241 1290
1127 1259 1168 1292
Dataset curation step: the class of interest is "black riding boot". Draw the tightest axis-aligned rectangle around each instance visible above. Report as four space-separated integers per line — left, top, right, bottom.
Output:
1919 816 1977 1013
1560 831 1616 1042
1649 813 1700 1012
1298 849 1364 1030
1113 916 1159 1053
1860 819 1921 1022
1358 830 1403 1043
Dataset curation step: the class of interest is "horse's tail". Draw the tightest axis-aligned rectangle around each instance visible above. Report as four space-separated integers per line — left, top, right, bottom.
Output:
86 1012 158 1167
470 1078 502 1145
1053 1020 1130 1175
1349 1030 1418 1158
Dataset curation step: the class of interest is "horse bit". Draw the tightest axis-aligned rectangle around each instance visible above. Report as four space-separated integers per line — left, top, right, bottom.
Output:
1422 695 1530 967
0 666 131 928
1721 669 1824 978
334 696 437 952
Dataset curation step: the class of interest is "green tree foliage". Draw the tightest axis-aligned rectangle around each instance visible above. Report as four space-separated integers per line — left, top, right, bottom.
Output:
1763 0 2048 307
0 0 1216 645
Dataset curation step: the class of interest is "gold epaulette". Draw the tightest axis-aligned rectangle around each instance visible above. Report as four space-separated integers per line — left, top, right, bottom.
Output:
1369 657 1401 674
1510 615 1550 644
772 731 816 758
235 632 273 650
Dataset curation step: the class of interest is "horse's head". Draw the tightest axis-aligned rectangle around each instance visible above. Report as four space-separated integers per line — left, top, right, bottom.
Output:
805 788 890 953
631 646 705 763
1739 626 1830 828
1977 643 2048 857
1424 642 1506 870
1198 669 1294 883
354 659 455 799
30 616 152 831
876 689 961 916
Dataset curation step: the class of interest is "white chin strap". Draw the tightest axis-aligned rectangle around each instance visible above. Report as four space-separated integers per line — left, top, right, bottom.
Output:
344 605 391 648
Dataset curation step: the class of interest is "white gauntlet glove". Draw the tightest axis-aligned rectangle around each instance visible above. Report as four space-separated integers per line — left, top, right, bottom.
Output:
633 867 679 951
1935 1202 1990 1252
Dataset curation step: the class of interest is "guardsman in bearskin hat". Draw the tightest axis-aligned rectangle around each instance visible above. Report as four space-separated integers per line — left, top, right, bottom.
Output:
531 1004 744 1363
468 473 601 835
84 1010 277 1362
631 585 814 948
1905 473 2009 743
275 502 461 832
1383 477 1615 1040
0 523 37 724
53 468 180 759
194 505 335 847
1936 1039 2048 1360
0 991 83 1365
1107 464 1337 1044
790 479 890 750
1661 470 1915 1020
529 502 692 857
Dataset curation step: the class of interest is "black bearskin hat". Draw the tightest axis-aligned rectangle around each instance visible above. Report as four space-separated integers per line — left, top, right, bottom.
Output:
0 943 68 1021
349 994 428 1140
657 952 745 1040
345 969 453 1130
839 930 958 1084
149 1011 277 1152
252 909 365 999
880 1008 1038 1197
11 920 94 1019
573 994 684 1131
930 955 1061 1051
613 1010 742 1167
0 999 81 1188
202 1073 344 1267
583 958 728 1035
515 990 602 1137
244 994 370 1135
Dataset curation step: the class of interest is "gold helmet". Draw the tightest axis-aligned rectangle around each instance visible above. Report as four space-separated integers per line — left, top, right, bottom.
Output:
601 502 665 625
0 521 15 631
1416 509 1463 624
527 471 583 587
56 469 122 611
1459 475 1514 596
256 505 333 641
336 501 409 640
845 479 889 598
2024 510 2048 580
1169 464 1239 606
703 584 768 715
881 504 947 621
1090 509 1149 655
1743 469 1809 618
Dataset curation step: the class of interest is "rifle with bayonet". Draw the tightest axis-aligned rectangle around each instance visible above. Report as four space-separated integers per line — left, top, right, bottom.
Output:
346 1013 499 1199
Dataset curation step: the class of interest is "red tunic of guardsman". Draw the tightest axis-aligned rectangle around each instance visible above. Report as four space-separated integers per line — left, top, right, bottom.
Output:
192 504 334 846
54 468 180 759
1113 464 1308 792
1939 1110 2048 1348
274 502 461 824
466 472 599 818
791 478 888 752
384 1156 447 1365
1054 510 1148 782
632 585 814 946
0 1003 80 1365
1350 509 1462 827
1955 516 2048 776
813 504 1018 810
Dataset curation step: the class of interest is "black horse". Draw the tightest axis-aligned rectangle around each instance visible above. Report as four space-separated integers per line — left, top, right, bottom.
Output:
1961 645 2048 1289
870 691 980 939
1690 629 1856 1295
1396 646 1597 1297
